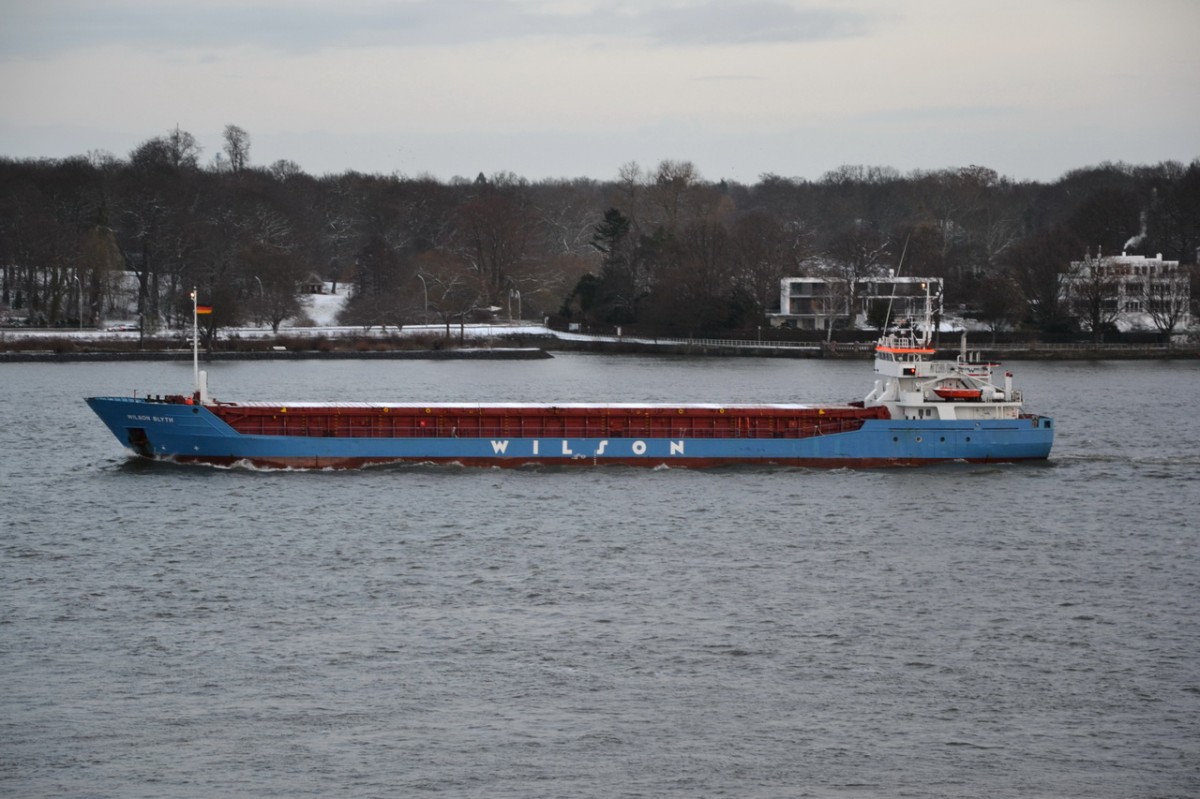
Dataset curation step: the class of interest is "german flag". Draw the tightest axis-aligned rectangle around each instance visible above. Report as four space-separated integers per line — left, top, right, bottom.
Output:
196 305 213 315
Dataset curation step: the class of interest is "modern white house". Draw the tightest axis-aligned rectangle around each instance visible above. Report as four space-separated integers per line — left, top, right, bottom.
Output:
771 275 943 330
1062 252 1191 332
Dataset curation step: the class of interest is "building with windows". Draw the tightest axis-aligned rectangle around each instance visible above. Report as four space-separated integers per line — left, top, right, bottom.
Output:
1062 252 1190 332
771 275 943 330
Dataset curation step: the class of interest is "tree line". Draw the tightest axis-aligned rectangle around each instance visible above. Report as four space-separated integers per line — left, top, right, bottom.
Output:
1 125 1197 340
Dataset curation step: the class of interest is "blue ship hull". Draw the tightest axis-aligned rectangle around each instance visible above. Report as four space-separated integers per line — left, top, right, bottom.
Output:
86 396 1054 469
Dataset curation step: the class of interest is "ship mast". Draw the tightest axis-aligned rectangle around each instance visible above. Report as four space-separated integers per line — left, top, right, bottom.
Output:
188 287 208 403
190 287 199 396
920 280 933 348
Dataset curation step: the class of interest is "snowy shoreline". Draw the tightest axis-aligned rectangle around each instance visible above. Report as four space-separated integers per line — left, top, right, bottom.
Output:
0 346 554 363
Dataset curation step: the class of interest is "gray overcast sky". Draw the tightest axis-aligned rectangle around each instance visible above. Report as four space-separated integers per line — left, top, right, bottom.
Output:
2 0 1197 182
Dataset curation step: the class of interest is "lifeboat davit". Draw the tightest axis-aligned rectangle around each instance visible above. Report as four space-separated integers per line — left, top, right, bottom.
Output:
933 386 983 401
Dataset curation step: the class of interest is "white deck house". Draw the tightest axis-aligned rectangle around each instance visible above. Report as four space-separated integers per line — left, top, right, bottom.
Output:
771 276 943 330
1062 252 1190 332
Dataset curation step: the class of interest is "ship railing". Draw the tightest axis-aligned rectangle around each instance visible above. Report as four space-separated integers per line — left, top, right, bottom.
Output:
957 341 1175 353
641 336 820 351
878 333 929 350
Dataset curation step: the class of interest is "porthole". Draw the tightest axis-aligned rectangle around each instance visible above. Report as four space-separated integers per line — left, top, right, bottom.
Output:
915 436 923 443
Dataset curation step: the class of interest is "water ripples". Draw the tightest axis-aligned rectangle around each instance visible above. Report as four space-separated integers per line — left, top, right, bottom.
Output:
2 356 1198 798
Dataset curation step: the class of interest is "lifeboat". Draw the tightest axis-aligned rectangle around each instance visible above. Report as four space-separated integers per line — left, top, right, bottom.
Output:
933 386 983 401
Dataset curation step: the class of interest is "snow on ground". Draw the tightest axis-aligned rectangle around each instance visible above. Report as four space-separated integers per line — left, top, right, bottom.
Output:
298 286 346 327
0 322 553 342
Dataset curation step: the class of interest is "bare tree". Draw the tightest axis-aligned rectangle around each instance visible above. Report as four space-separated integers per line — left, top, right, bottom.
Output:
121 130 203 324
269 159 303 181
613 161 647 235
1067 187 1142 255
164 126 202 169
533 178 603 257
649 159 701 231
1142 264 1192 340
242 242 306 333
1066 252 1123 342
415 250 481 339
822 219 890 328
976 273 1024 342
903 166 1007 290
79 209 123 327
451 184 535 307
1147 160 1200 263
641 218 739 336
810 279 852 341
223 125 250 173
1002 227 1080 333
731 211 803 320
339 234 416 333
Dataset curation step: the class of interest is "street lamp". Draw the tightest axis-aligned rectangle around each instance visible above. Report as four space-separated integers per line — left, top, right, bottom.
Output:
415 274 428 312
253 276 265 327
73 275 82 331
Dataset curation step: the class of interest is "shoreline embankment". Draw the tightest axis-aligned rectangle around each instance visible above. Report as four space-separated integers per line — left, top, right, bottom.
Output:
2 326 1196 362
3 341 1197 363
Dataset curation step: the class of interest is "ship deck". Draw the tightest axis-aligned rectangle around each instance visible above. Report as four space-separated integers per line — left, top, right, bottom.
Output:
204 401 886 441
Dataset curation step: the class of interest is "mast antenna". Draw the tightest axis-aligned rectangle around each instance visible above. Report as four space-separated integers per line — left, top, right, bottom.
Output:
882 234 910 332
190 287 199 396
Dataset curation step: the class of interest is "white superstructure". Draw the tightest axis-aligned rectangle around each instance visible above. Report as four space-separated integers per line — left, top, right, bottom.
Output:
863 287 1026 422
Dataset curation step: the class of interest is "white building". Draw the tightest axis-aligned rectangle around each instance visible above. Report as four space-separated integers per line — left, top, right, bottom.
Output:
1063 252 1190 332
771 276 943 330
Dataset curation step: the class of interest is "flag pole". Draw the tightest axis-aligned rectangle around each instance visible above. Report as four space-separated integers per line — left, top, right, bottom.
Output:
191 287 199 398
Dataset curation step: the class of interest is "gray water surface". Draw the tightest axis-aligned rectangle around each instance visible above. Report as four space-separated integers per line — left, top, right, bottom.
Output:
2 355 1198 798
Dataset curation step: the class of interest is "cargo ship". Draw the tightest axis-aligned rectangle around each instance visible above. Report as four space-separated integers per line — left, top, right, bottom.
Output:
86 290 1053 469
